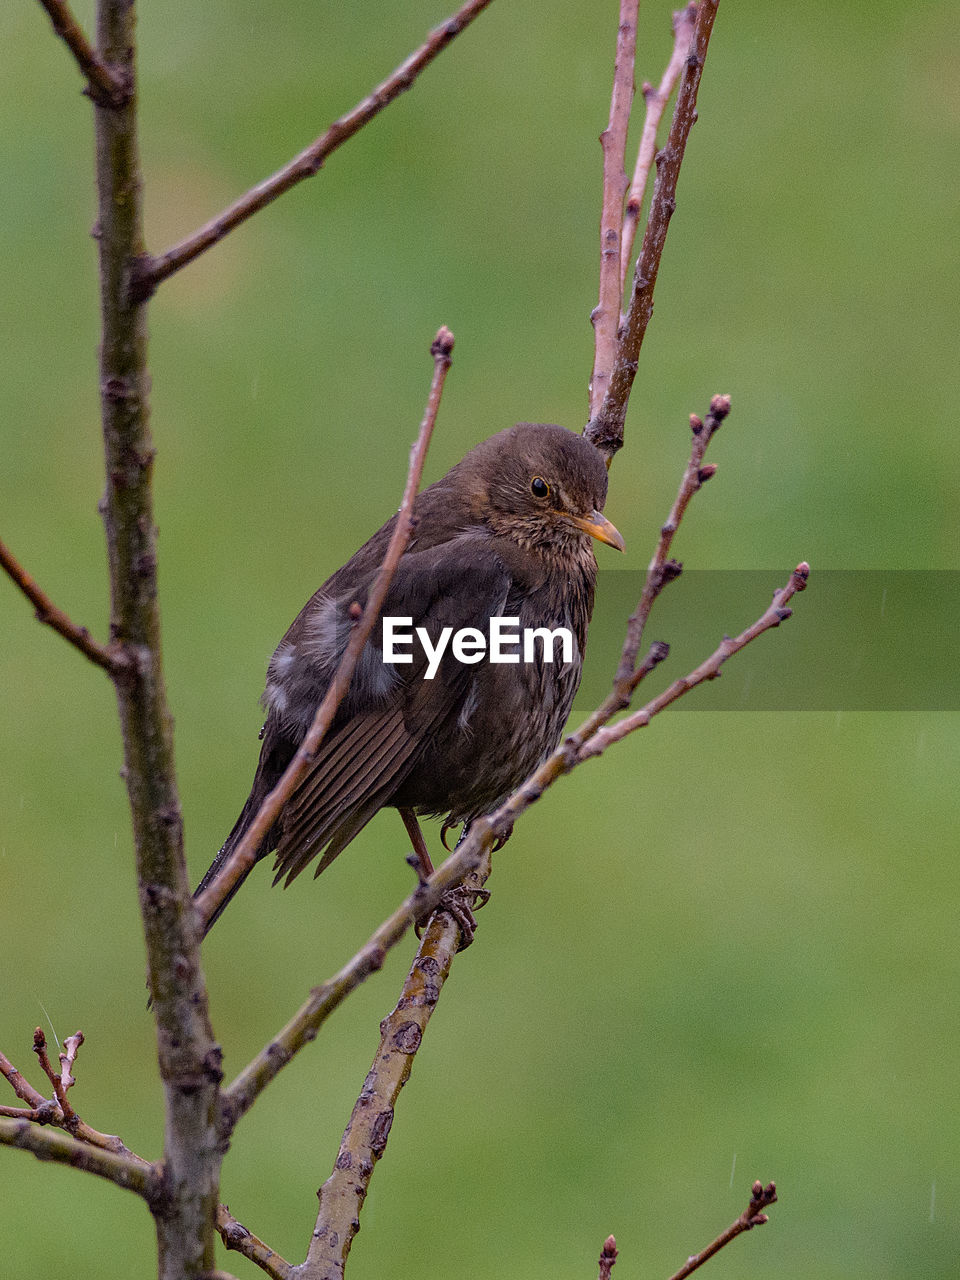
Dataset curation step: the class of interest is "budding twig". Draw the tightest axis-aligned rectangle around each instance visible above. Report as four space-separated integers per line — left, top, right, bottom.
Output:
668 1180 778 1280
598 1234 619 1280
589 0 640 419
194 327 455 932
579 565 808 760
620 3 697 291
613 393 731 695
586 0 721 463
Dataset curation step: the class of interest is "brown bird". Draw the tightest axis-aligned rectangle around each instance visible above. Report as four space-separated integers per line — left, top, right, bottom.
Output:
195 423 623 933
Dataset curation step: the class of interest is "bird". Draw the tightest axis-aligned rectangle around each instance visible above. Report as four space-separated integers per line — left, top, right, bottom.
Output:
194 422 624 935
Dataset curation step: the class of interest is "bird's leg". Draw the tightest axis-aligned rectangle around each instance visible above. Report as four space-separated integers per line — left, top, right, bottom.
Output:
399 809 489 950
442 822 491 948
400 806 434 885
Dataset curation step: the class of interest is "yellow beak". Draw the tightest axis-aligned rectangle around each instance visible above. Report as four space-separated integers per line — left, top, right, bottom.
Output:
570 510 625 552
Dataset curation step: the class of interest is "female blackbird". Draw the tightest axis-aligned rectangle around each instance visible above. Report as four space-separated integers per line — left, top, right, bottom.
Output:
195 423 623 931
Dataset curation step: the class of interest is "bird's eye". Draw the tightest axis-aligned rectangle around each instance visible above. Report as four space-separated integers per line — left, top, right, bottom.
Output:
530 476 550 498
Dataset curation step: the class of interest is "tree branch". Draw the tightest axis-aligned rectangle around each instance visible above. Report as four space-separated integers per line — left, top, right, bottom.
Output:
34 0 129 108
612 393 728 696
0 535 128 674
668 1180 777 1280
217 1205 293 1280
585 0 720 462
300 859 490 1280
133 0 495 299
589 0 639 420
93 1 221 1273
0 1048 47 1109
620 3 696 290
195 326 455 933
579 564 809 761
1 1029 151 1164
0 1115 160 1202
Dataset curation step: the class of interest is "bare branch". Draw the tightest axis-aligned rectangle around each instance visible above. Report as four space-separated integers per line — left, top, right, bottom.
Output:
598 1235 619 1280
613 393 729 694
579 564 809 761
217 1206 292 1280
58 1031 84 1092
620 3 696 290
195 326 455 933
0 535 128 674
134 0 495 298
34 0 128 107
668 1180 778 1280
2 1029 149 1162
0 1115 160 1202
585 0 720 463
0 1048 47 1109
32 1027 74 1121
589 1 639 419
302 860 490 1280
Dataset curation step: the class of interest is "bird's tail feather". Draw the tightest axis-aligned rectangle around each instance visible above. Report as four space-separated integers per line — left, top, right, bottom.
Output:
194 783 272 936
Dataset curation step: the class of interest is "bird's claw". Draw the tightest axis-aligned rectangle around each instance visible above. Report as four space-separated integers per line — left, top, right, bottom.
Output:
438 884 490 950
414 885 490 949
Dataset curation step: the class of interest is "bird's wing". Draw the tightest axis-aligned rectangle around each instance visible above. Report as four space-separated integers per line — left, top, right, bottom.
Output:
271 543 511 886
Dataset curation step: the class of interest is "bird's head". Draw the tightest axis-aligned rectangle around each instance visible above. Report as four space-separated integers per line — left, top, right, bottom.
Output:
454 423 625 558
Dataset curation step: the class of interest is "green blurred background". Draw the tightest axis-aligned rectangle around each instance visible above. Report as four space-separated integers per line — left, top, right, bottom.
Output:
2 1 958 1275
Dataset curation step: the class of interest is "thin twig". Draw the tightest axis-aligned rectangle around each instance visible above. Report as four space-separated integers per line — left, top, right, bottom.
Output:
579 564 809 761
668 1180 777 1280
585 0 720 463
0 536 128 674
195 327 455 932
0 1104 46 1120
598 1235 619 1280
589 0 639 419
32 1028 74 1121
0 1049 46 1109
134 0 495 299
302 859 489 1279
217 1205 292 1280
620 3 696 291
10 1029 149 1160
613 394 729 695
0 1115 160 1202
58 1031 84 1092
34 0 128 107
